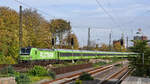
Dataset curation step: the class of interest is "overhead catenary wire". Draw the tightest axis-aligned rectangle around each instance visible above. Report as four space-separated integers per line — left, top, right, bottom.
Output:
72 25 110 29
95 0 115 23
95 0 128 47
13 0 56 19
95 0 123 31
13 0 76 20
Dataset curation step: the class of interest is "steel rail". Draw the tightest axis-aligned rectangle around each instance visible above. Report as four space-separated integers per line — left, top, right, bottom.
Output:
42 65 114 84
100 66 130 84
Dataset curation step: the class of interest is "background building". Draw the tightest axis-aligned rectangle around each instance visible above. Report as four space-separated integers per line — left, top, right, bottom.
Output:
133 28 148 41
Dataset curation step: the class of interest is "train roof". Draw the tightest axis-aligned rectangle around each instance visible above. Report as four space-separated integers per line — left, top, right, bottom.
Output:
38 48 54 51
54 49 137 54
33 48 137 54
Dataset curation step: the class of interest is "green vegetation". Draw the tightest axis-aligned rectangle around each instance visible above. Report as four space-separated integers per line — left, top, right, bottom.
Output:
15 73 31 84
0 65 17 77
0 65 30 84
52 61 87 68
75 61 88 64
79 72 94 81
93 58 124 67
114 64 123 67
28 65 56 83
75 71 94 84
93 61 107 67
48 70 56 79
129 40 150 77
29 76 50 84
0 65 56 84
28 65 48 76
75 80 82 84
28 65 56 80
111 58 124 63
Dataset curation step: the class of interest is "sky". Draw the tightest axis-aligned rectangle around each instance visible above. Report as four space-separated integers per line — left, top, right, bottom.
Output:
1 0 150 46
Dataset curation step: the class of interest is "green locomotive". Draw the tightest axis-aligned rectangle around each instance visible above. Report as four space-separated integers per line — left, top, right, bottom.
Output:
20 47 138 63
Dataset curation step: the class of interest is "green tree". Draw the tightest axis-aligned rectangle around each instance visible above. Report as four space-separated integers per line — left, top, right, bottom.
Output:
129 40 150 77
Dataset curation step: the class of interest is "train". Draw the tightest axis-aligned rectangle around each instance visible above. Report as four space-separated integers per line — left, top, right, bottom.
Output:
19 47 138 63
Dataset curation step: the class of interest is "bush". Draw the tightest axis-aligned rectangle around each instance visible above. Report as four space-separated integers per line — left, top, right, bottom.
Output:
75 80 82 84
7 65 15 74
28 65 48 76
0 67 8 75
15 73 30 84
0 65 15 75
79 72 94 81
48 70 56 79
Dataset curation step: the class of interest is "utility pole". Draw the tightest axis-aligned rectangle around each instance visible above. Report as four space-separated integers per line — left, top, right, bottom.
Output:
18 5 23 63
142 53 144 65
68 30 71 46
87 28 91 49
19 5 23 48
109 32 112 51
19 5 23 54
119 33 124 51
126 36 128 49
52 33 55 49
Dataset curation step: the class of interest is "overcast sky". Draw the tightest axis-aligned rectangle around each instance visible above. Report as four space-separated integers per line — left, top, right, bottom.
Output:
1 0 150 46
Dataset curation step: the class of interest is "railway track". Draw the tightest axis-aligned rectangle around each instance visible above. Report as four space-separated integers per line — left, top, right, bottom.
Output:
100 65 132 84
42 62 130 84
42 63 124 84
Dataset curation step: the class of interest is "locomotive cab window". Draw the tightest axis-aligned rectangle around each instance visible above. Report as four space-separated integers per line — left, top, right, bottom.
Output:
20 47 31 55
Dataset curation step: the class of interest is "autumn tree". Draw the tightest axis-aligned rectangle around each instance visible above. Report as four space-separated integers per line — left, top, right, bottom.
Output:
22 8 52 48
113 42 126 52
49 19 71 45
99 43 109 51
0 7 53 64
0 7 19 64
63 33 79 49
0 6 78 64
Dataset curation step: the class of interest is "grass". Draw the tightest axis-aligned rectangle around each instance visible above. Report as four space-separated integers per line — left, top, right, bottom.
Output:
0 72 52 84
0 51 2 55
92 58 125 67
52 58 124 68
114 64 123 67
93 61 107 67
0 65 52 84
0 74 9 77
52 61 87 68
29 76 51 84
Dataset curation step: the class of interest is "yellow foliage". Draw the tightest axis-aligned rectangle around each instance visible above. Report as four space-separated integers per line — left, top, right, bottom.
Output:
113 42 126 52
99 44 109 51
63 33 79 50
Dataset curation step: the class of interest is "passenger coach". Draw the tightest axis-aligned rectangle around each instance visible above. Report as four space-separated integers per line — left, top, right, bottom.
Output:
20 47 138 63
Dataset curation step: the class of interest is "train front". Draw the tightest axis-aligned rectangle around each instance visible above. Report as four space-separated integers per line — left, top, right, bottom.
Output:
19 47 32 62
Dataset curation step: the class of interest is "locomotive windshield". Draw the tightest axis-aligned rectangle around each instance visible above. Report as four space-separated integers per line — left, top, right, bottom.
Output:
20 47 31 55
